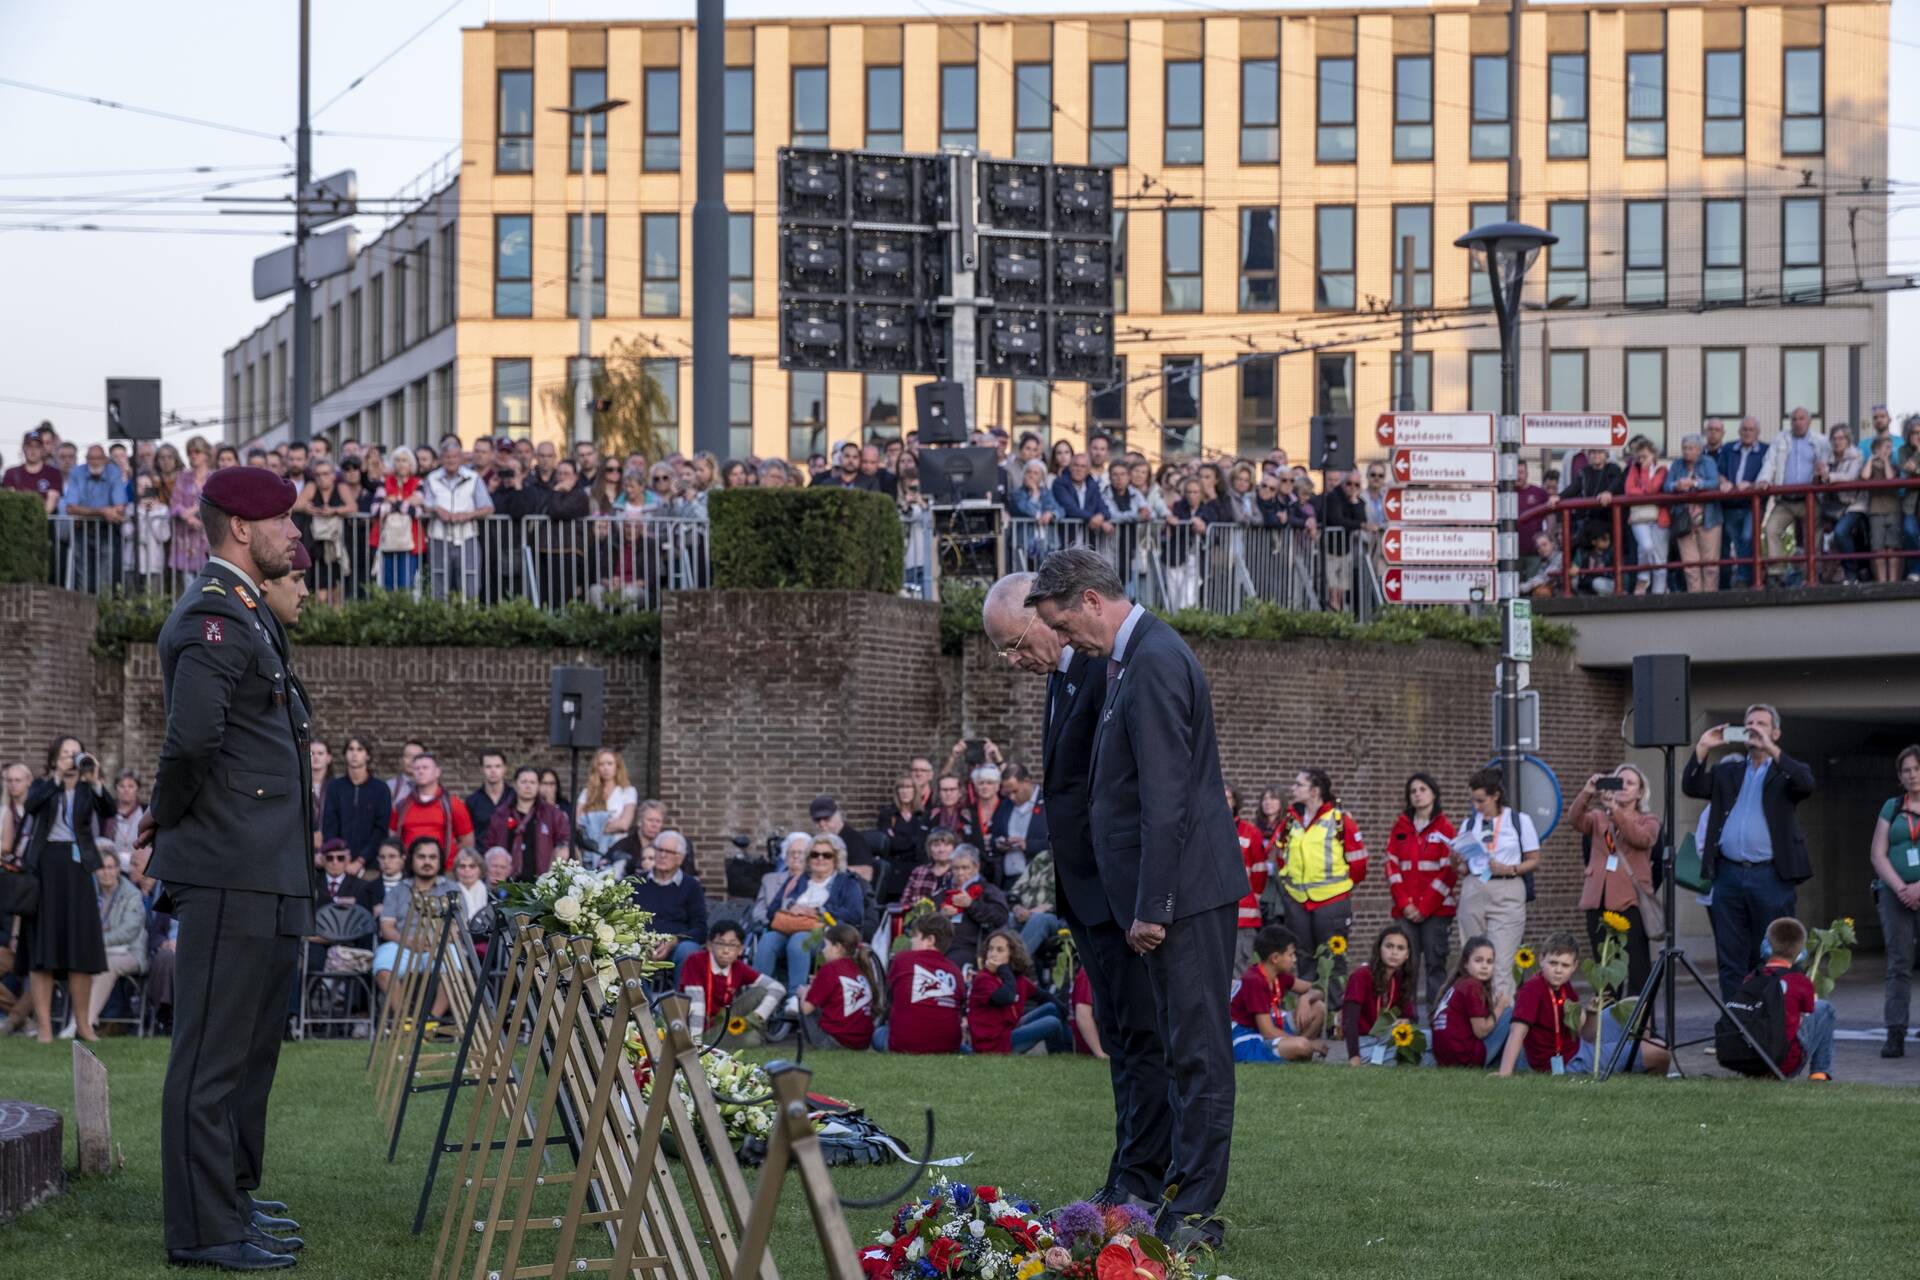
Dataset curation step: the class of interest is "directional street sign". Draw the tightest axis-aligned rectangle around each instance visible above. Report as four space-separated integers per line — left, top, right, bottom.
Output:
252 225 358 300
1383 486 1495 524
1381 526 1498 565
1521 412 1629 449
1390 448 1497 485
1375 412 1495 449
1381 567 1496 604
298 169 357 231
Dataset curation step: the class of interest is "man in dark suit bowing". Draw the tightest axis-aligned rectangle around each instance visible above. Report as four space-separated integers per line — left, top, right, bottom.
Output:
981 573 1169 1211
1026 549 1246 1250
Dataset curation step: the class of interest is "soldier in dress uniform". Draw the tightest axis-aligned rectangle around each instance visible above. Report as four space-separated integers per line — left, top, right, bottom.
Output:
138 467 312 1272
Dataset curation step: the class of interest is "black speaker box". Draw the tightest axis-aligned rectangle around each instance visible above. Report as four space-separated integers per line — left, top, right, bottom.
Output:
549 666 605 750
915 380 968 444
1631 653 1692 748
1311 415 1355 472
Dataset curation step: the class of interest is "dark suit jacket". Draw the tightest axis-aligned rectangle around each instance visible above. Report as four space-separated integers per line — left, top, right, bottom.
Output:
312 870 382 914
22 777 113 874
987 796 1050 883
1087 612 1248 926
1043 648 1108 924
1681 750 1816 883
149 562 313 900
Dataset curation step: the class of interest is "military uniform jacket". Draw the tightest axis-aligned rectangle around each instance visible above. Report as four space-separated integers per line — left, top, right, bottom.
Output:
149 561 314 900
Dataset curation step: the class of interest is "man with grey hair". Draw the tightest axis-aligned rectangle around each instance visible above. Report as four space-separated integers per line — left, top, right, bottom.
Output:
1717 415 1768 587
1683 703 1817 1001
982 571 1166 1208
631 829 707 977
1025 548 1245 1249
1758 405 1828 586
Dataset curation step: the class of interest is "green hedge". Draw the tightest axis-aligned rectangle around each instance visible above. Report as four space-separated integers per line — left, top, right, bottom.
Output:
0 490 50 584
94 590 660 660
709 487 903 593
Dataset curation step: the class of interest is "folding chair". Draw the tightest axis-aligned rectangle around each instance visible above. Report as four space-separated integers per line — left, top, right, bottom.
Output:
300 902 378 1040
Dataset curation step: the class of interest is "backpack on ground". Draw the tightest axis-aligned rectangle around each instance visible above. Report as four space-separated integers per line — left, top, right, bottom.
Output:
1715 968 1789 1075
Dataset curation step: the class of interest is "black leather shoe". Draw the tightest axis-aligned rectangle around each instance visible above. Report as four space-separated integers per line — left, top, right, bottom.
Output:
1155 1212 1226 1254
250 1210 301 1233
1883 1026 1907 1059
247 1231 304 1255
166 1241 296 1270
1088 1184 1124 1206
249 1197 288 1214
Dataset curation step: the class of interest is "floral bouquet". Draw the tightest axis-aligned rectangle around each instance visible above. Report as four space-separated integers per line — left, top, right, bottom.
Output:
621 1034 823 1152
500 861 670 991
1367 1009 1426 1066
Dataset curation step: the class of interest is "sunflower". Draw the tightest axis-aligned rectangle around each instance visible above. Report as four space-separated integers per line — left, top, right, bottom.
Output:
1327 935 1348 956
822 911 836 926
1601 910 1632 934
726 1016 749 1037
1390 1022 1416 1048
1514 947 1537 970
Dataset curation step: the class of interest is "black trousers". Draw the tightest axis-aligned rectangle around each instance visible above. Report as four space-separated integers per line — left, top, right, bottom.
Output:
161 886 301 1251
1140 903 1236 1221
1067 913 1171 1201
1403 913 1453 1013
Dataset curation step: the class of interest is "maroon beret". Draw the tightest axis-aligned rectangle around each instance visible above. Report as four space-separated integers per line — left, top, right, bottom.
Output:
287 539 312 572
201 465 297 520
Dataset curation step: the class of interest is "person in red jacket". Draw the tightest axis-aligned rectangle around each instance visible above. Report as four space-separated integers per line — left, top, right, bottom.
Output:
967 929 1041 1054
1343 923 1417 1065
1386 771 1458 1010
1228 785 1272 972
802 923 885 1050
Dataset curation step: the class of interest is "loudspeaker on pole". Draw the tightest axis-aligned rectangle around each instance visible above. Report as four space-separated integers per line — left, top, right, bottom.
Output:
548 667 605 750
1630 653 1692 748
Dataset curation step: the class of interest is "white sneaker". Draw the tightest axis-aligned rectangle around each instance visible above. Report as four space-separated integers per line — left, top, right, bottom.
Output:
57 1020 78 1041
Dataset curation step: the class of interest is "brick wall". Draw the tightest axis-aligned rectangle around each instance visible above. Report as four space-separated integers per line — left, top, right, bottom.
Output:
658 591 944 883
0 586 97 770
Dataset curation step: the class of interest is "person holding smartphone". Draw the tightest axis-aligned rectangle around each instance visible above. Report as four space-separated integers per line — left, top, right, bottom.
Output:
18 736 114 1043
1683 703 1817 1002
1570 766 1661 1000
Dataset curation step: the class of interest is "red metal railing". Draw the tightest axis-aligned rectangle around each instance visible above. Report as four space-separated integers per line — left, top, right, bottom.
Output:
1541 476 1918 596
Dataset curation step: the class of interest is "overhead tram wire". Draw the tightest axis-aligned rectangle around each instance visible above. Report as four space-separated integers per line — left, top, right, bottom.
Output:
311 0 469 120
0 76 288 143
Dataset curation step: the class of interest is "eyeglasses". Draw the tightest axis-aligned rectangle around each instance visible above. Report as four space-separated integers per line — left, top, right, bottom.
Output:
711 939 742 950
1344 481 1361 489
324 853 350 862
809 849 837 860
1367 471 1385 481
994 609 1038 660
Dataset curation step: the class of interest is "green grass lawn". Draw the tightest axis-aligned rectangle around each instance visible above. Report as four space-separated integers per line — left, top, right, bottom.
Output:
2 1035 1914 1278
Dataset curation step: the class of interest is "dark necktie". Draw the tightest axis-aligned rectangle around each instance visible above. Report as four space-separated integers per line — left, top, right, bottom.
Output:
328 877 340 896
1107 658 1121 681
1046 670 1061 727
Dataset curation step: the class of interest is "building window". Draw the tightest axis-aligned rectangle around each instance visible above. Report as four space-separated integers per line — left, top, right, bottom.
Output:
1703 348 1744 420
1111 210 1127 312
1090 62 1127 165
1163 209 1201 313
1704 50 1744 156
1781 348 1822 430
1164 61 1202 166
435 364 453 438
643 214 680 316
1546 202 1587 307
1317 58 1356 163
1469 351 1502 413
1625 200 1665 306
414 244 430 339
863 374 902 442
566 214 606 317
363 398 380 446
729 357 753 458
497 70 533 173
310 316 322 402
1237 354 1277 455
1782 198 1822 303
1703 199 1744 304
643 68 681 171
866 66 902 151
1090 357 1127 447
388 390 406 445
1467 201 1504 307
643 358 679 447
1012 379 1050 434
327 302 342 392
1783 46 1824 155
393 252 409 349
1239 207 1277 311
789 370 825 459
1394 56 1433 162
723 67 753 170
570 69 607 172
370 275 384 361
348 288 363 377
438 224 456 328
1471 56 1510 160
940 64 977 149
1015 63 1052 162
494 358 531 433
1626 52 1665 157
1316 353 1353 416
1548 54 1588 158
1625 349 1666 447
1548 350 1587 412
411 376 429 442
791 66 828 148
1315 205 1355 310
1240 58 1278 164
1390 205 1432 308
728 212 753 316
494 215 531 317
1162 357 1201 458
1391 352 1432 412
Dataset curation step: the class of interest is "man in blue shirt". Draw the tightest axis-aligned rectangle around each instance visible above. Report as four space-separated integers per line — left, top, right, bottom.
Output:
1757 407 1829 587
58 444 130 594
1682 703 1818 1001
1716 416 1769 588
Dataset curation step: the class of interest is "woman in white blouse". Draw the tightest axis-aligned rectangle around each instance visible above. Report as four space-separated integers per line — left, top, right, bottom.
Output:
1451 765 1542 1002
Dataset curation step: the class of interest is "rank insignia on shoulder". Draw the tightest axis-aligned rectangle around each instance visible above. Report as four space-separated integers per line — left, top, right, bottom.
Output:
234 585 258 611
200 583 227 596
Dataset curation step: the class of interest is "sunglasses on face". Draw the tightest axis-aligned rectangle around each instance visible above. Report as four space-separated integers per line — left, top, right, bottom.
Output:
324 853 350 863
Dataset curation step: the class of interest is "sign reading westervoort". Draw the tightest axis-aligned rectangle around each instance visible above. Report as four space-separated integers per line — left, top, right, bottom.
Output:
1521 412 1629 449
1383 487 1496 524
1389 448 1497 485
1374 412 1495 448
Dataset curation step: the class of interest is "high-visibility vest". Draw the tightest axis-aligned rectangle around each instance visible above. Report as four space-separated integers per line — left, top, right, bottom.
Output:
1281 806 1354 904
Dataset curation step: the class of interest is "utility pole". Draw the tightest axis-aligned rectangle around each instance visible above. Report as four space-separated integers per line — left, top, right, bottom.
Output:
945 152 979 434
1507 0 1523 222
292 0 312 444
690 0 729 459
1398 235 1416 411
551 99 627 445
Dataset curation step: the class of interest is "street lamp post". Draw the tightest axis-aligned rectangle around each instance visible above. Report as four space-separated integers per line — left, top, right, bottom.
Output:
551 99 630 446
1455 220 1557 820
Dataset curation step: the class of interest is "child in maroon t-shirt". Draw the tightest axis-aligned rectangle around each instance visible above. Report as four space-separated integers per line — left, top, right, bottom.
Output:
966 930 1038 1054
1500 935 1584 1074
801 923 884 1050
877 915 963 1054
1229 924 1327 1062
1344 923 1418 1065
1430 936 1511 1068
1070 967 1100 1056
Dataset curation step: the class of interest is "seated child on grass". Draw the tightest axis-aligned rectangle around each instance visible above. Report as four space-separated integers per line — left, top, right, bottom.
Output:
1429 935 1512 1068
1345 922 1418 1066
800 922 884 1050
1229 924 1328 1062
873 914 963 1054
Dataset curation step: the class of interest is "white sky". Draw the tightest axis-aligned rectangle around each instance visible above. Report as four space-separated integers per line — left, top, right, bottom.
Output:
1 0 1914 447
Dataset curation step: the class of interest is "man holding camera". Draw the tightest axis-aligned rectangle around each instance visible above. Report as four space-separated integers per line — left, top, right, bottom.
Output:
1683 704 1816 1002
141 467 313 1271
